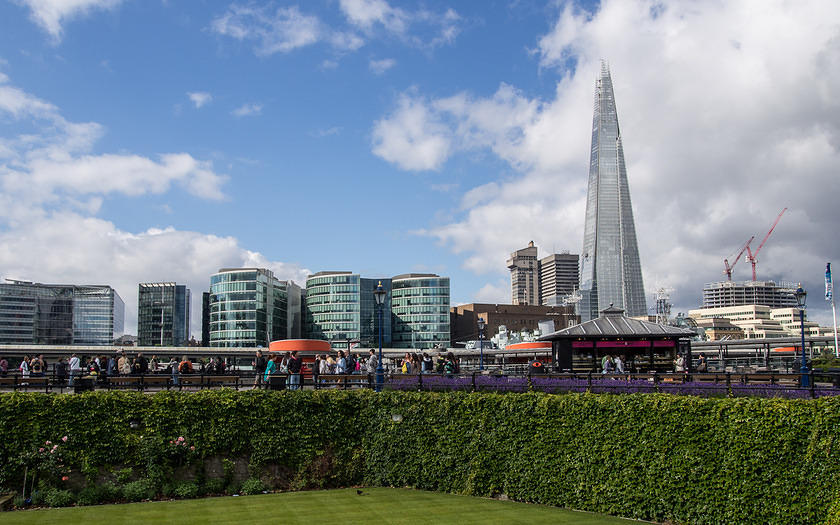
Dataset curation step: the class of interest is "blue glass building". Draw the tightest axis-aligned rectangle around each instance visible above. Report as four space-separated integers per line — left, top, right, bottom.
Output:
391 274 450 349
579 62 647 321
0 280 124 345
137 282 191 346
209 268 301 347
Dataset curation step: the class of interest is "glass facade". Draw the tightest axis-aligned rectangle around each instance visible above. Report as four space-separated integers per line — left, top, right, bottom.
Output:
579 61 647 321
137 283 191 346
0 281 123 345
209 268 298 347
391 275 450 349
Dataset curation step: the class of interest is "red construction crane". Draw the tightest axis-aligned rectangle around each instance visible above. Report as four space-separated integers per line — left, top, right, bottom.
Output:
723 236 754 281
746 207 787 281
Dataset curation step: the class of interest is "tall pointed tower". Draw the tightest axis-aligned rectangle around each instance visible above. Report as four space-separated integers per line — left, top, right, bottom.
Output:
578 62 647 321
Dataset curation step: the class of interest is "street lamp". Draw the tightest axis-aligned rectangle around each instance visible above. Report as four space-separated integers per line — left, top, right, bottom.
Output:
477 317 486 371
373 281 386 392
795 285 809 387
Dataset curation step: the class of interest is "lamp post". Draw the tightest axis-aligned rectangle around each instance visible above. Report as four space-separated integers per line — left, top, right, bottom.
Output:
477 317 485 371
373 281 386 392
795 285 809 388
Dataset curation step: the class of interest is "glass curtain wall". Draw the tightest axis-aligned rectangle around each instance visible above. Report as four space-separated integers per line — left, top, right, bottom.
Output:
391 275 450 349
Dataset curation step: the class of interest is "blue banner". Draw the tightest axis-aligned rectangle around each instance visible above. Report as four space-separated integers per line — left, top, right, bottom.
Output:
827 263 833 302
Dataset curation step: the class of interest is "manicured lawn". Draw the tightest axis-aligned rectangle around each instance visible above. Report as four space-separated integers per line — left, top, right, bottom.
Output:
6 487 643 524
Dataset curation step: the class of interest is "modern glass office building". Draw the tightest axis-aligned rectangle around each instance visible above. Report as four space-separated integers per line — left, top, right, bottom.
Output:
0 280 124 345
391 274 450 349
208 268 301 347
137 282 191 346
304 272 449 349
305 272 390 349
579 62 647 321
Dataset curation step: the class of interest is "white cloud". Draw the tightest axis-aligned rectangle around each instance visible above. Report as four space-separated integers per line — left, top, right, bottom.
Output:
187 91 212 109
14 0 122 41
339 0 459 48
371 93 452 171
211 1 460 57
0 216 311 335
211 4 323 55
369 57 396 74
0 75 304 335
231 103 262 117
372 0 840 323
339 0 407 33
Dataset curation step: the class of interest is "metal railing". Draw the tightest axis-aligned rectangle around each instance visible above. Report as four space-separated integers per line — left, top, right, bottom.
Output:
2 370 838 398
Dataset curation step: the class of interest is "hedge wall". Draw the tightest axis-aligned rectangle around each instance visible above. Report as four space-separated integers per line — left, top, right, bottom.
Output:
1 390 839 524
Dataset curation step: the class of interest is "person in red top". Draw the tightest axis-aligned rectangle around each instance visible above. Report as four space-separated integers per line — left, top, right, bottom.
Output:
178 356 194 374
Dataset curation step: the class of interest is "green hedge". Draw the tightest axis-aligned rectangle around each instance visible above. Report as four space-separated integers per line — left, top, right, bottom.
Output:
1 390 839 524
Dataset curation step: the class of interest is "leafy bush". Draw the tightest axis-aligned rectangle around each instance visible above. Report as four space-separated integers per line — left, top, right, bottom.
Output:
75 486 100 506
203 477 225 495
240 478 266 495
43 488 73 507
12 495 26 508
1 390 839 524
173 481 199 499
114 467 133 484
122 479 154 502
99 481 121 502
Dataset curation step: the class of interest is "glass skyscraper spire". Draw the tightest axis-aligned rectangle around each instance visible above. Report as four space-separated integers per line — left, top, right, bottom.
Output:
579 62 647 321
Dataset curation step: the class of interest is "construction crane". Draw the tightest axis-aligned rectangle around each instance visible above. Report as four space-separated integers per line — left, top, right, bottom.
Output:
746 207 787 281
723 236 754 281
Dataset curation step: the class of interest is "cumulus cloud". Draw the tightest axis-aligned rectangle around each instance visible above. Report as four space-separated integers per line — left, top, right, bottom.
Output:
231 103 262 117
0 75 293 335
0 215 311 335
187 91 212 109
371 93 452 171
369 57 396 74
14 0 122 41
373 0 840 324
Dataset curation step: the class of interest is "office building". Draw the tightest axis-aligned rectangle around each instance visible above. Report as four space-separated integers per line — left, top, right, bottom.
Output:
305 272 392 349
137 282 191 346
702 280 797 309
450 303 578 345
507 241 539 305
391 274 450 349
688 304 821 339
208 268 301 348
540 252 580 306
579 62 647 321
305 271 451 349
0 279 124 345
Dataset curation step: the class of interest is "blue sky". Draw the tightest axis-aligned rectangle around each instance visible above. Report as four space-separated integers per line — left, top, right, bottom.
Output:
1 0 839 335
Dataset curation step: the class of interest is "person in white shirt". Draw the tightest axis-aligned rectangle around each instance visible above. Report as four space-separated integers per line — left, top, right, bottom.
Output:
68 354 82 385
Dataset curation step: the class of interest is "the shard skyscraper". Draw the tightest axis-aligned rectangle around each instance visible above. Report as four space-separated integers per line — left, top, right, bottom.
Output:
578 62 647 321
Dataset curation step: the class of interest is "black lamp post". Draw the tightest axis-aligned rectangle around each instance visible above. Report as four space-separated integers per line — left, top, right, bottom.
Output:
477 317 485 371
373 281 386 392
795 285 809 387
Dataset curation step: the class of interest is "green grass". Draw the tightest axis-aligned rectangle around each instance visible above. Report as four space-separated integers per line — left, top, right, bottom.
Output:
5 487 642 524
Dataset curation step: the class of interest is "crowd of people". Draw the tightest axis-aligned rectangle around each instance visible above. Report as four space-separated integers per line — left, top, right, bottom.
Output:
0 352 232 384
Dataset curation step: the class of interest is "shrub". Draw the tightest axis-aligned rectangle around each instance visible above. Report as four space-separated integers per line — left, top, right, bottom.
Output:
173 481 199 499
2 390 840 524
240 477 266 495
12 495 26 508
99 481 121 502
75 486 100 506
43 488 74 507
122 479 154 502
114 467 133 484
203 478 225 495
